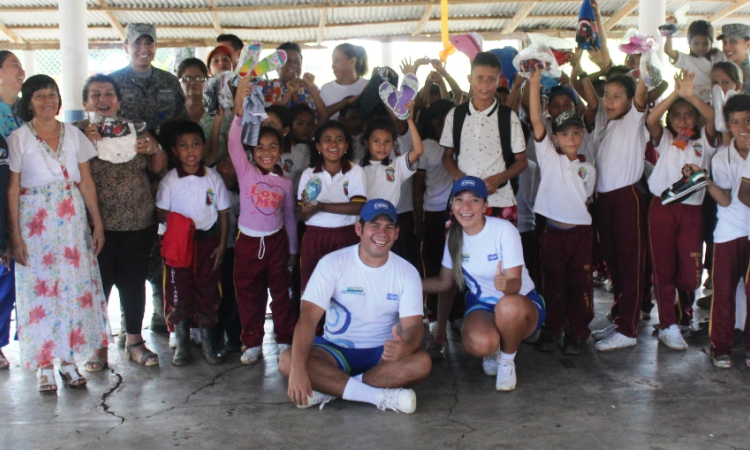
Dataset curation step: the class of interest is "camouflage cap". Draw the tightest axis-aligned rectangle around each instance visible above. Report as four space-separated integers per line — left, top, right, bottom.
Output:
551 110 585 134
125 23 156 44
718 23 750 41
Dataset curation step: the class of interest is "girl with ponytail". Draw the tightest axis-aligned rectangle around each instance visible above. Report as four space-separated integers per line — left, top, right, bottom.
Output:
320 43 369 120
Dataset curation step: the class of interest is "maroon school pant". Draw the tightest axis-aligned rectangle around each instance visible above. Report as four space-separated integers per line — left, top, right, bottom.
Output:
300 225 359 292
234 230 295 348
539 223 594 340
593 184 647 339
648 198 703 329
422 210 448 322
163 235 222 328
711 238 750 356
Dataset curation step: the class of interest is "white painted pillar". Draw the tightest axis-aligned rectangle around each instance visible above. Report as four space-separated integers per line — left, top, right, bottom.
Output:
639 0 666 60
195 47 210 62
58 0 88 122
21 50 35 77
381 39 395 69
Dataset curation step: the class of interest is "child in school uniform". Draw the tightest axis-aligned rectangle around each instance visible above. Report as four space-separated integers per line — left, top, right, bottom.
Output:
645 70 719 350
528 67 597 355
665 20 726 104
711 94 750 368
590 74 649 352
298 120 366 292
156 120 230 366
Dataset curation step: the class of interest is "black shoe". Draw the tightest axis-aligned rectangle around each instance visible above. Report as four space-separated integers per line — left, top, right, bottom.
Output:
696 295 713 310
733 329 745 351
592 272 608 287
200 328 225 365
172 320 191 366
688 320 709 337
150 312 169 334
563 337 586 355
535 331 559 353
661 171 709 205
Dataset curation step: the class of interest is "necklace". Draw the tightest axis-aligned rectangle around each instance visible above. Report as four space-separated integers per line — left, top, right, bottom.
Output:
28 120 69 180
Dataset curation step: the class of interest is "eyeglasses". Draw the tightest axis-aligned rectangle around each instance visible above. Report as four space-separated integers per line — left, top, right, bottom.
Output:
178 76 208 83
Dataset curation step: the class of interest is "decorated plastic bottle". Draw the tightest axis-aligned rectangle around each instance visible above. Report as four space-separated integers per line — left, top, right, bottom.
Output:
304 178 323 205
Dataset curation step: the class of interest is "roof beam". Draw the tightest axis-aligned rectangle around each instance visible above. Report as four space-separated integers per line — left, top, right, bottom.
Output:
97 0 126 40
412 3 438 36
317 8 327 45
501 3 535 34
708 0 750 22
205 0 223 34
602 0 639 31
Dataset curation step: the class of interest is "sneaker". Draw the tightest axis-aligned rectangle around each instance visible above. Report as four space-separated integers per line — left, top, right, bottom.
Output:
425 339 446 361
169 332 178 349
377 388 417 414
696 295 712 310
482 348 500 376
595 331 637 351
428 321 438 337
240 346 263 365
733 329 745 351
535 331 559 353
495 361 517 391
603 280 614 293
592 323 617 341
661 170 709 205
592 271 608 287
297 390 336 410
658 325 688 350
641 311 651 321
713 355 733 369
703 276 713 291
563 337 586 355
277 343 291 356
190 328 202 345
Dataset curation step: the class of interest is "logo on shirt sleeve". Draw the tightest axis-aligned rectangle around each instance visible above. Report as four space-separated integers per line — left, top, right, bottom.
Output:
461 253 470 262
386 166 395 182
386 293 399 301
487 253 498 261
206 188 215 205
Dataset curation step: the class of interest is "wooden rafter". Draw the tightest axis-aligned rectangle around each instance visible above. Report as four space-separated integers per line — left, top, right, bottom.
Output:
98 0 125 40
412 3 438 36
602 0 639 32
0 20 24 44
205 0 223 33
708 0 750 23
501 3 535 34
317 8 328 45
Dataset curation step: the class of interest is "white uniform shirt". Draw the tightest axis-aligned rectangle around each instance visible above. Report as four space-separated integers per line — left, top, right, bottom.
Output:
297 162 366 228
593 105 648 193
712 142 750 243
516 159 539 234
155 165 231 231
303 245 424 349
439 101 527 208
362 153 415 207
534 133 596 225
442 216 535 301
319 78 369 121
544 116 595 165
394 130 415 214
8 124 98 188
281 142 311 198
351 133 367 165
416 139 453 212
672 52 726 104
648 128 717 205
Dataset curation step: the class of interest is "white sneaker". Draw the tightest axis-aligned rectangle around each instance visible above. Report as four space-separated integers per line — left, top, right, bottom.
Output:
377 388 417 414
658 325 688 350
297 390 336 410
169 332 178 349
482 348 500 376
713 355 732 369
428 321 438 337
495 361 516 391
190 328 202 344
595 331 637 351
240 346 263 365
592 323 617 341
277 343 291 356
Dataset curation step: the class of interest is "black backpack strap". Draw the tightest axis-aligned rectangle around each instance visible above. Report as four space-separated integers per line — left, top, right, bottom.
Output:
497 104 520 196
451 103 470 158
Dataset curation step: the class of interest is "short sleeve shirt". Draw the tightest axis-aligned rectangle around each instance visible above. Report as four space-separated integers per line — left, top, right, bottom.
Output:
712 142 750 243
592 105 648 193
362 154 415 207
257 78 317 110
0 99 22 140
673 52 726 103
439 100 526 208
416 139 453 212
302 245 424 349
90 154 155 231
320 78 369 121
155 165 231 231
297 162 367 228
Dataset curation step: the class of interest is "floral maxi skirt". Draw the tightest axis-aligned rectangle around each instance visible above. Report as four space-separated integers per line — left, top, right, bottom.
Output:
15 182 110 369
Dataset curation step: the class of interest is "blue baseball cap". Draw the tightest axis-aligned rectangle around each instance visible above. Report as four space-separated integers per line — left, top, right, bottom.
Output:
360 198 398 223
451 176 488 200
548 85 578 106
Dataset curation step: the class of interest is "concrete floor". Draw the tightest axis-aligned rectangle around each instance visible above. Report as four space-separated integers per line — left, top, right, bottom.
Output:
2 286 750 450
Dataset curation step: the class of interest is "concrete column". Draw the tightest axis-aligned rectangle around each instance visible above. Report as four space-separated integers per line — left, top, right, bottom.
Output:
195 47 210 62
58 0 88 122
21 50 35 77
381 39 394 69
639 0 666 60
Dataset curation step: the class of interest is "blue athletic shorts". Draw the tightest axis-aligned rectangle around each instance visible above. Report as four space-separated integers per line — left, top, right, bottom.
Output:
313 336 384 376
465 289 546 333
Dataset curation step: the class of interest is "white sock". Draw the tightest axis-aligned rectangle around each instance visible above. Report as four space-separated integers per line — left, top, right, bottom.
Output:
499 351 516 365
353 374 363 382
342 377 383 406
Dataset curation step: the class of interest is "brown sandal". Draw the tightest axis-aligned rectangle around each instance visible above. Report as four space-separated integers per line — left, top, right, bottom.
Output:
37 367 57 393
58 364 87 388
126 341 159 367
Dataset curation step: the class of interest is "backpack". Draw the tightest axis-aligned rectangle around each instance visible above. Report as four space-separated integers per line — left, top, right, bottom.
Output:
452 102 520 195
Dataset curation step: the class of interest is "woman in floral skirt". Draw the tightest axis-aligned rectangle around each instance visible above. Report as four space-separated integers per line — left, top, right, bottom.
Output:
7 75 110 393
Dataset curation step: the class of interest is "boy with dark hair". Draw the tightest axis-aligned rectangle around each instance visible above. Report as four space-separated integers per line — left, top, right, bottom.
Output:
439 51 528 226
156 120 230 366
216 33 243 66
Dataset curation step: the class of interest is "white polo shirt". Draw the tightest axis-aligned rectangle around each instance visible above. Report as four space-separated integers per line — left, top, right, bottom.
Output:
395 130 415 214
672 52 726 103
303 244 424 349
155 165 231 231
362 153 415 207
544 116 595 165
712 142 750 243
593 105 648 193
441 216 535 302
416 139 453 212
534 133 596 225
648 128 717 205
297 162 366 228
281 142 311 198
439 100 526 208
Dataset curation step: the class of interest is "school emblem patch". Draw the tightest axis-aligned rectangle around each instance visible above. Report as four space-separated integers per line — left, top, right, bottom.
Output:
282 158 293 173
578 167 588 180
386 166 395 182
205 188 215 205
693 142 703 157
343 181 349 196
